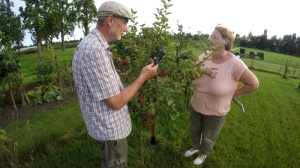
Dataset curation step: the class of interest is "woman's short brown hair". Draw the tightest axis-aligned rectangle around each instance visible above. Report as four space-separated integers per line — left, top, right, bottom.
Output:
215 26 235 51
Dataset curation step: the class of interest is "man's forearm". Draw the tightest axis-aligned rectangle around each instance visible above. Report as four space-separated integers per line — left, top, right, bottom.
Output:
104 75 147 110
120 76 147 105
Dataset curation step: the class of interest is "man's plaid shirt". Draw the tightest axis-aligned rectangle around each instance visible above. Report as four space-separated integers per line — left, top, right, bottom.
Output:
72 28 131 141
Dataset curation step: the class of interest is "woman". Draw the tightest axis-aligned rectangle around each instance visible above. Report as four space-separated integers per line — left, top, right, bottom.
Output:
184 26 259 165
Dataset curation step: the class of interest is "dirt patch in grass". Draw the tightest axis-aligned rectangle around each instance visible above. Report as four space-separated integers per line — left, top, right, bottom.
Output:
0 83 78 129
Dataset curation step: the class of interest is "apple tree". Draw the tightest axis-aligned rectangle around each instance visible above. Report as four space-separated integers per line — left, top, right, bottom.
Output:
0 36 30 109
112 0 209 160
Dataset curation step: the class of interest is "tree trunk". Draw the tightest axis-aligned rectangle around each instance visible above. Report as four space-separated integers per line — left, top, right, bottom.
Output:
36 27 42 61
37 41 42 61
84 20 89 36
7 81 18 110
184 86 191 111
61 29 65 51
44 39 48 52
139 112 143 162
65 62 73 90
20 85 30 106
150 122 158 145
21 91 26 107
54 55 63 92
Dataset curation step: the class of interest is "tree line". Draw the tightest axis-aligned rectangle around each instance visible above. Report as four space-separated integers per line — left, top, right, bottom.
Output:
235 29 300 57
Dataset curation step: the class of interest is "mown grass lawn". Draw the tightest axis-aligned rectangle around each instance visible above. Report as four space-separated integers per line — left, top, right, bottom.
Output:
1 68 299 167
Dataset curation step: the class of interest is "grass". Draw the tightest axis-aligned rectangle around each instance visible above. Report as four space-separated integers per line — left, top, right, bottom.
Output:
1 69 300 167
234 47 300 65
17 48 75 84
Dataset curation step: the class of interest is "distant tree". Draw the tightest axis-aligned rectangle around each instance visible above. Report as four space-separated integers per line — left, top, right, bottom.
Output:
73 0 97 36
59 0 76 51
40 0 60 48
256 29 267 50
245 32 255 48
13 15 25 51
234 33 241 47
276 37 284 53
0 0 14 46
0 0 24 48
19 0 47 61
192 31 209 42
296 37 300 56
281 34 296 55
50 0 76 51
269 35 280 52
173 20 192 58
239 35 248 47
247 32 253 41
20 0 76 55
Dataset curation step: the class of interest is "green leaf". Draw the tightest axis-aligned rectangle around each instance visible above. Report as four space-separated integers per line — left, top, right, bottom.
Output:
169 111 180 121
167 99 174 106
56 95 63 101
0 129 6 134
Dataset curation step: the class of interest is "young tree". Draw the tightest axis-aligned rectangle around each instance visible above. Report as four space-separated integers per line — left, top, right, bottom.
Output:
0 35 29 109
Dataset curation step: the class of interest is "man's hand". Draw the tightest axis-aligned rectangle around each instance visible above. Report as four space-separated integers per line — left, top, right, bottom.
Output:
104 63 158 110
140 63 158 80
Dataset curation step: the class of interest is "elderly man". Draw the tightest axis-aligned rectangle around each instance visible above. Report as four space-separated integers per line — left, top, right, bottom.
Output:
72 1 158 167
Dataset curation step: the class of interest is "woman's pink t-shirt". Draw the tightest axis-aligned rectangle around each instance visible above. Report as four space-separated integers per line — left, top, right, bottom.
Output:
191 53 247 116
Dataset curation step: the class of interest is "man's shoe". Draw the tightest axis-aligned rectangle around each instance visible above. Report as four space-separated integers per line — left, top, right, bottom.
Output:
193 155 207 165
184 149 199 157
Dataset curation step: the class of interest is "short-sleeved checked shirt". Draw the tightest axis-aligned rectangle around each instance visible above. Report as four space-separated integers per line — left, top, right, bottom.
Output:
72 28 131 141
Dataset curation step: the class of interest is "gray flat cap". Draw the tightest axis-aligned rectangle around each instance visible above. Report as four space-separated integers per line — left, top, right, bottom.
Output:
98 1 134 22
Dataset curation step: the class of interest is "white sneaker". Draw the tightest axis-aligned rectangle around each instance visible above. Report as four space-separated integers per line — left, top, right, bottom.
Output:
184 149 199 157
193 155 207 165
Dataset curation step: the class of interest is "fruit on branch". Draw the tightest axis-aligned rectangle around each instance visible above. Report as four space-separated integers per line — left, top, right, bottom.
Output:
138 98 144 104
143 122 149 127
123 59 131 66
149 119 155 125
144 114 149 120
158 71 168 77
149 111 156 116
137 93 144 104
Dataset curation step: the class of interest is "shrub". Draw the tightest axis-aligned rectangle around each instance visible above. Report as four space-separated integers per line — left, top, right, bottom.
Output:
35 61 54 84
27 84 62 106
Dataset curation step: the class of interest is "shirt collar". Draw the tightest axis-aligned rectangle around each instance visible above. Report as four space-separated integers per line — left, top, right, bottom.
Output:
91 28 110 51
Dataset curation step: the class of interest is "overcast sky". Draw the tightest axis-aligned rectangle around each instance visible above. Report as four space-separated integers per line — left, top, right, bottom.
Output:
12 0 300 46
